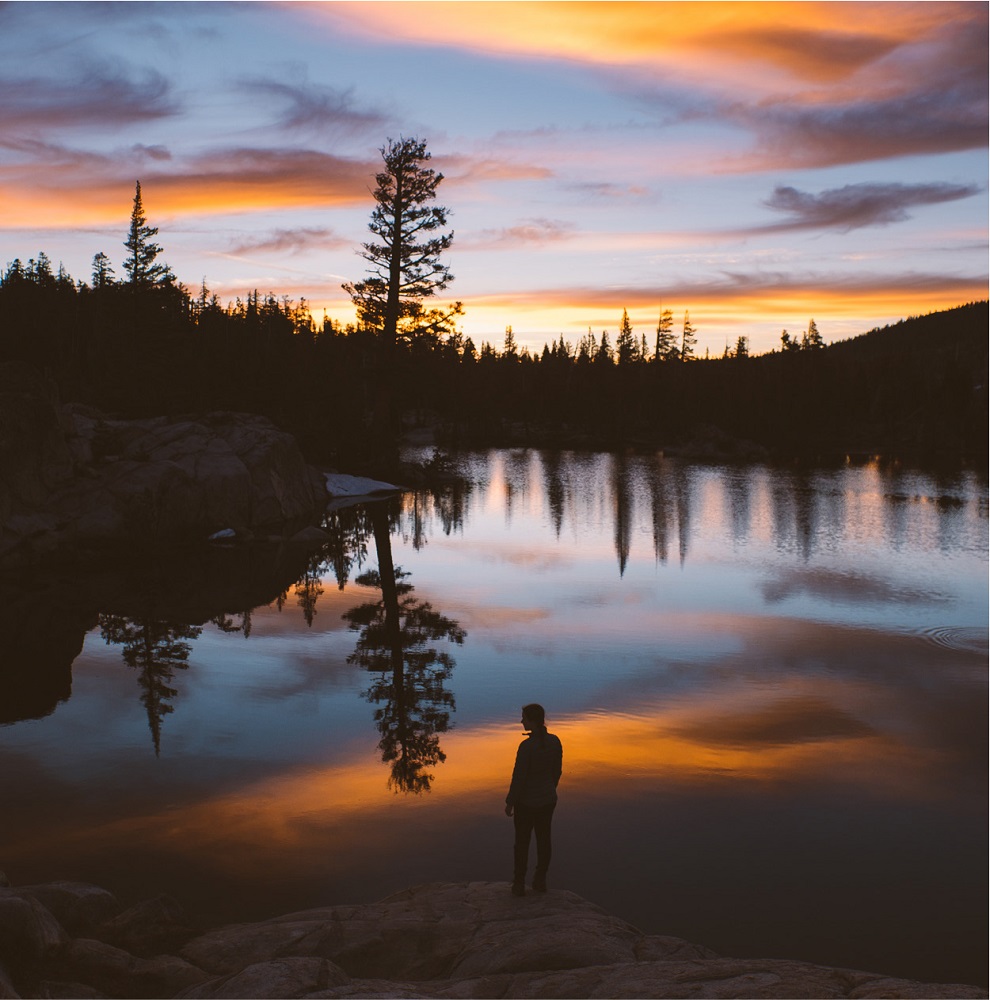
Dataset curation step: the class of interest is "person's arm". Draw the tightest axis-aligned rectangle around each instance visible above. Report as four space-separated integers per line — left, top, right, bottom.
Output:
505 740 528 814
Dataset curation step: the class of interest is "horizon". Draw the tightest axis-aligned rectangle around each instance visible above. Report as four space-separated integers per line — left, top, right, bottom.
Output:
1 1 986 356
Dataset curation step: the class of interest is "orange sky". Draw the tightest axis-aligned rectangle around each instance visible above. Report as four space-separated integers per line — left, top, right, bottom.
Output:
0 1 985 353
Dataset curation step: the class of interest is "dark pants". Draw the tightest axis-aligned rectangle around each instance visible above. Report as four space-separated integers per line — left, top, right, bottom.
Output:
512 802 556 883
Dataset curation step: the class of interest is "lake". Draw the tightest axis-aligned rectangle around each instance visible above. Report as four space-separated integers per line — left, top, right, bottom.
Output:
1 450 986 987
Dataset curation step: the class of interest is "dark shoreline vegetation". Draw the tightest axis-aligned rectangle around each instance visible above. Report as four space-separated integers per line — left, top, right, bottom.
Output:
0 253 985 474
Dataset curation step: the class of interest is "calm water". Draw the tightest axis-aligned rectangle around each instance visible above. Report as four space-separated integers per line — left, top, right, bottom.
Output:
2 452 987 986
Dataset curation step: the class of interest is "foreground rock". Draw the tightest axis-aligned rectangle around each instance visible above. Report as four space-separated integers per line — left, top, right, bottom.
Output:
0 880 982 999
0 363 328 563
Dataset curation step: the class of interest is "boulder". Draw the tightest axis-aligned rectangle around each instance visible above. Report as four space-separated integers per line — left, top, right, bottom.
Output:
0 892 69 963
0 363 75 515
0 961 19 1000
10 882 121 937
59 939 207 999
174 957 348 999
94 894 195 958
0 372 329 563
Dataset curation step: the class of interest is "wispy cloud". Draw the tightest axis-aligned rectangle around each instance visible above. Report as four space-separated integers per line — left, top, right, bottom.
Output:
753 182 982 234
720 16 988 169
702 25 901 83
0 62 178 131
237 76 388 135
460 271 989 337
565 181 650 200
323 3 987 171
725 90 988 171
227 227 349 256
460 218 576 251
441 153 553 186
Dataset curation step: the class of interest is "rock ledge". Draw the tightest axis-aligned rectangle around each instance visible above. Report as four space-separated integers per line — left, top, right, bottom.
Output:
0 879 983 999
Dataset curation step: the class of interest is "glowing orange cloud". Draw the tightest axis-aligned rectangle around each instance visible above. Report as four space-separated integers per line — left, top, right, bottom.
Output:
0 148 376 227
317 2 953 90
310 2 986 169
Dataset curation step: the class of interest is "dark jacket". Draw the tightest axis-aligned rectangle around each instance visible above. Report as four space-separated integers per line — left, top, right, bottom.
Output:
506 726 563 808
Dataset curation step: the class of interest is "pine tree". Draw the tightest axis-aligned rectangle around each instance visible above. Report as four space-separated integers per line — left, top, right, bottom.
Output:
681 310 696 361
503 324 518 357
655 307 677 361
577 327 595 363
596 330 613 364
91 252 115 288
343 137 453 349
804 318 824 350
123 181 172 287
616 308 636 364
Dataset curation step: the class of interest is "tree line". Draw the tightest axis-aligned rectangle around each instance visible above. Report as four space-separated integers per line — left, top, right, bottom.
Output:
1 147 985 469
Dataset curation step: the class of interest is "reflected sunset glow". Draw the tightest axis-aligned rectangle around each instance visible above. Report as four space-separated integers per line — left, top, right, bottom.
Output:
1 454 984 985
17 686 925 879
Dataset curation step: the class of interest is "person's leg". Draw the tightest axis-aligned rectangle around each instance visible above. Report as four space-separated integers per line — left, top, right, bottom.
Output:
531 803 556 891
512 806 535 893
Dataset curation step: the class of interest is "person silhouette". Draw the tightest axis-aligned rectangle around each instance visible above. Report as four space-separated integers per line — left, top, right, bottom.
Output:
504 703 563 896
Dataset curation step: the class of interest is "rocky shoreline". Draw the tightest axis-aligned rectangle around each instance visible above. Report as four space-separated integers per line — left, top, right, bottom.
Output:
0 878 983 999
0 363 333 567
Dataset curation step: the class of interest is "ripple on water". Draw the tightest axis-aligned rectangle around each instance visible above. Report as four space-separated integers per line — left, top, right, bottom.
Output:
918 626 988 655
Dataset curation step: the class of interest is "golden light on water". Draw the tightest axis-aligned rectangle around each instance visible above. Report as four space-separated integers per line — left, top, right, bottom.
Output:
14 676 934 880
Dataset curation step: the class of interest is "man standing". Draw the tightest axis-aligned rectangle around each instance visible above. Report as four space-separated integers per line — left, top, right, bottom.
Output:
504 703 563 896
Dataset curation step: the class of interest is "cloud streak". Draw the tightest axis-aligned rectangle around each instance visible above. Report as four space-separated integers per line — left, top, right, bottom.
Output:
227 227 350 256
459 218 577 251
237 76 388 135
0 62 179 131
0 145 378 225
753 182 983 234
325 2 987 170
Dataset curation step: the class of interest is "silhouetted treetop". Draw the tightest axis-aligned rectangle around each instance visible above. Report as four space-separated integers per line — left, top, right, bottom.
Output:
123 181 173 288
343 137 454 344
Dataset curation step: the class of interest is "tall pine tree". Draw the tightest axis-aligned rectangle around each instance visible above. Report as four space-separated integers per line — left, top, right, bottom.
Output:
343 137 454 349
681 310 696 361
655 307 677 361
123 181 172 287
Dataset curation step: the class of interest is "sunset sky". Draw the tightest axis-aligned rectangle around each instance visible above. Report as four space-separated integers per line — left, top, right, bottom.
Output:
1 1 986 355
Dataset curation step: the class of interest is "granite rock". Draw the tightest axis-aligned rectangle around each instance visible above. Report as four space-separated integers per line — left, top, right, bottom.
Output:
0 880 983 999
0 367 329 563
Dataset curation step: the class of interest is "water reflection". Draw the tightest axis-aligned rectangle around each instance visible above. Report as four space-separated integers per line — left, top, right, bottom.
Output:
1 452 985 987
344 505 464 793
99 616 201 756
610 454 632 576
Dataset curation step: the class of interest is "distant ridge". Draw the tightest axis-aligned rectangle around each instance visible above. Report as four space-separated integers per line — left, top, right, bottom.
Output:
827 300 988 357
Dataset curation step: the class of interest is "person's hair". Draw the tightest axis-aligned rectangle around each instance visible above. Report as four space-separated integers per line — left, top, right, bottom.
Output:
522 703 545 727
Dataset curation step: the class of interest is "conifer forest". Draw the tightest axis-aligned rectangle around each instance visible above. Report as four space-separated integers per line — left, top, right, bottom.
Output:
0 172 985 472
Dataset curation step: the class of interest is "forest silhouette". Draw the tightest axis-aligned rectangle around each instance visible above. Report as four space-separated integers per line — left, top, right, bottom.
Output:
0 169 985 470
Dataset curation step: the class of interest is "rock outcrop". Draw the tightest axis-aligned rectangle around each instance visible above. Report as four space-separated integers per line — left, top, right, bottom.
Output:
0 879 982 999
0 364 328 564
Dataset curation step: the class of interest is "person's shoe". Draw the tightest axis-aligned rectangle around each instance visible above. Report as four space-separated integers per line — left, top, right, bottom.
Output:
532 874 547 893
511 881 525 897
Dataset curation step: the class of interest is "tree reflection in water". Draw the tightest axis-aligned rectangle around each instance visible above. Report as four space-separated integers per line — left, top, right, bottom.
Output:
98 615 202 756
344 504 465 794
